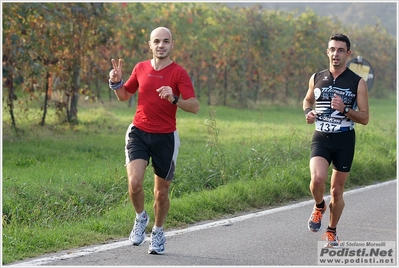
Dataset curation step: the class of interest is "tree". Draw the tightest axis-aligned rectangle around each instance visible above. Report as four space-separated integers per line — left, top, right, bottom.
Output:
2 2 396 131
2 3 113 127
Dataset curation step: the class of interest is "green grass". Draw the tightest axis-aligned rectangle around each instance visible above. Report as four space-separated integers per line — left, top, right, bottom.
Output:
2 96 397 264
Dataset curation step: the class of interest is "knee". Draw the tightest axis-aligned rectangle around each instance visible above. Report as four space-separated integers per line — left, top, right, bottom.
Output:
153 187 169 202
128 177 143 195
310 175 325 188
330 186 344 201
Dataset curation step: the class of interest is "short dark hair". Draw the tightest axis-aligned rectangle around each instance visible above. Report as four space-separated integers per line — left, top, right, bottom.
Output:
329 33 351 51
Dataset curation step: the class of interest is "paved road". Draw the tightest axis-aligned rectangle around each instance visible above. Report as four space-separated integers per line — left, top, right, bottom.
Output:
8 180 397 266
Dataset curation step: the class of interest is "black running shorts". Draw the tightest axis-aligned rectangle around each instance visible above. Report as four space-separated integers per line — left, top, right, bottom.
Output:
311 129 356 172
125 124 180 180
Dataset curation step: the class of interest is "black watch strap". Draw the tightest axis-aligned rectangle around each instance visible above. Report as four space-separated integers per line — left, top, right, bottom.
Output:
172 95 179 105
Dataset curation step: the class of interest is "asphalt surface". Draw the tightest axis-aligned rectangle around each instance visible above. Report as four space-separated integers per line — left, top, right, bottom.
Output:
7 179 397 266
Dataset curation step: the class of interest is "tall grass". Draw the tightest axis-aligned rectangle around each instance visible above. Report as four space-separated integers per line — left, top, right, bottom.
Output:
2 96 396 264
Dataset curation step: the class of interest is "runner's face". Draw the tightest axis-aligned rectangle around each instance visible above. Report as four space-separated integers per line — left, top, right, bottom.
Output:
149 29 174 60
327 40 350 68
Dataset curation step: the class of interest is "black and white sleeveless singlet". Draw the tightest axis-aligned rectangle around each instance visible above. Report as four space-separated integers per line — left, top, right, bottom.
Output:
313 68 361 133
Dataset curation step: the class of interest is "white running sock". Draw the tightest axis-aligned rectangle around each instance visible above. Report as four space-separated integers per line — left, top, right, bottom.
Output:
152 226 163 233
136 210 146 219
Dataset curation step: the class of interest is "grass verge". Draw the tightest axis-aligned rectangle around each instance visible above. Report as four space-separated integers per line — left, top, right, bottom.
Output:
2 96 396 264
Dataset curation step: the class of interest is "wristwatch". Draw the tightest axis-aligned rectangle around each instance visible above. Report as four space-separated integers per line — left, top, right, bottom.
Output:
172 95 179 105
342 107 350 115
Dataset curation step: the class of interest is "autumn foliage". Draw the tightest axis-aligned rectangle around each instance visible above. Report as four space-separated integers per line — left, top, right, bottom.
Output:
2 3 396 130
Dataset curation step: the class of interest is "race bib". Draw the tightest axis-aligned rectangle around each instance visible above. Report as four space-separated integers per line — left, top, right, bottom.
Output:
315 112 344 133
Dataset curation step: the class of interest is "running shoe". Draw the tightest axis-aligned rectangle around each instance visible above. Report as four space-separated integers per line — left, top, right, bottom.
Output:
129 211 149 246
148 229 166 255
308 204 326 232
322 231 340 248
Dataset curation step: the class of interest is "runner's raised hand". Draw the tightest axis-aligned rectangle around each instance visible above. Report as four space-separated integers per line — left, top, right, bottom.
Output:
109 59 123 83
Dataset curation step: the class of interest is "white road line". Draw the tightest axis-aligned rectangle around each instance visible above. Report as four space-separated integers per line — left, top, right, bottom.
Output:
8 179 396 266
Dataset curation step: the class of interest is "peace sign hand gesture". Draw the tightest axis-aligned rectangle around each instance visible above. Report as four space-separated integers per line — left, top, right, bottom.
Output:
109 59 123 83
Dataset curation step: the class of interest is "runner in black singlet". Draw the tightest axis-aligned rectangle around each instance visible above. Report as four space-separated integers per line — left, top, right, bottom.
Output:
302 33 369 248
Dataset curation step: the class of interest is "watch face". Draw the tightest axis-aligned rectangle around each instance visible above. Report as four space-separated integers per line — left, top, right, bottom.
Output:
345 107 349 113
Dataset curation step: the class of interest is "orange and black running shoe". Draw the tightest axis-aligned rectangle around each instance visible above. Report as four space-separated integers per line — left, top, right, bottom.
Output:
308 204 326 232
322 231 340 248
